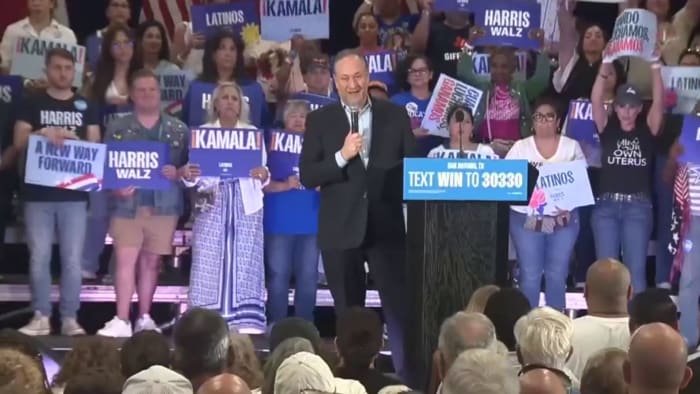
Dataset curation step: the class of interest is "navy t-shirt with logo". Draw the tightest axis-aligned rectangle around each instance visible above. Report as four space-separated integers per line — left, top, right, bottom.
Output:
18 92 98 202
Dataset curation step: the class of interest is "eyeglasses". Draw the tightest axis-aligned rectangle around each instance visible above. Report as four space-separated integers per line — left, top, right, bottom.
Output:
408 67 429 75
532 113 557 123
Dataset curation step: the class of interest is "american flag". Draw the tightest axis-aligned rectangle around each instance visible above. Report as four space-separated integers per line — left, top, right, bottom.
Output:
139 0 202 40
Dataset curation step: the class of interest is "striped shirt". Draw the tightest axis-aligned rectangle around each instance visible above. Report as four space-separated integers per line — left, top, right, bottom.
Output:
688 163 700 217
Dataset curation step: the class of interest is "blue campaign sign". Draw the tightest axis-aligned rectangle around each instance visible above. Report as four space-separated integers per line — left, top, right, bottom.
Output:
186 80 265 127
679 115 700 164
566 99 601 167
365 50 395 90
103 141 171 190
472 0 541 49
434 0 472 12
403 158 529 201
190 1 258 37
189 127 264 178
85 34 102 69
289 92 336 111
24 135 106 191
267 129 303 180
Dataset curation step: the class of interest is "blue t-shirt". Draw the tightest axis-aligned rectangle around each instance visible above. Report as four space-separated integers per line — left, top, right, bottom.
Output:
378 15 419 47
264 189 320 235
390 91 443 156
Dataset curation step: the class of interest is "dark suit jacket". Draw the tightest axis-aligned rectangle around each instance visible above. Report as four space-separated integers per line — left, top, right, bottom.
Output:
299 98 417 250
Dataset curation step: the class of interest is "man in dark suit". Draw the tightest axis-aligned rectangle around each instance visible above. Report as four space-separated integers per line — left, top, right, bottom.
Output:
299 49 416 378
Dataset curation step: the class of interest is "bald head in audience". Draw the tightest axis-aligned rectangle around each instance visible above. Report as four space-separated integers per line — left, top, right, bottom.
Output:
580 348 627 394
520 369 567 394
584 259 631 315
624 323 692 393
197 374 251 394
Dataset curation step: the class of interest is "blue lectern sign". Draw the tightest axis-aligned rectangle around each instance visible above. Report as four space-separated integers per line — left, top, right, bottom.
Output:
403 158 529 201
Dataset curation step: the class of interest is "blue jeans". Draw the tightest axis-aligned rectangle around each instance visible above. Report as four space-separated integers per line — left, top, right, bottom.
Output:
509 210 580 310
24 201 88 318
655 155 674 285
265 234 319 323
82 191 110 274
574 205 597 284
592 199 653 293
679 216 700 349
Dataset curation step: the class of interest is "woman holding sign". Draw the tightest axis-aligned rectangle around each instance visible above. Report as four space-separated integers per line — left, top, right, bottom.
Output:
590 43 666 294
187 81 270 333
505 97 585 311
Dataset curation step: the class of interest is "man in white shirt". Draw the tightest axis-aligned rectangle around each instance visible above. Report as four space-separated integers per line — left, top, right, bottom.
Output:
567 258 632 380
0 0 76 73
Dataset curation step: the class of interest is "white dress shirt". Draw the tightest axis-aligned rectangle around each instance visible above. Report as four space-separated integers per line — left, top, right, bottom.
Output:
335 101 372 168
185 120 268 215
0 18 77 70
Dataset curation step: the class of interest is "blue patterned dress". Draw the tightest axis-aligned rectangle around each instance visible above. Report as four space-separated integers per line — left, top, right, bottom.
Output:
189 180 267 333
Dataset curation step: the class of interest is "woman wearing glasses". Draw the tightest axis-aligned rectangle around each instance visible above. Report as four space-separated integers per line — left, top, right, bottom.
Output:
506 97 585 311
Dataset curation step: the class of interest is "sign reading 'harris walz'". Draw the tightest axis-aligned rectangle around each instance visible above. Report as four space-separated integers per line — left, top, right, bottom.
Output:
188 128 264 179
472 0 542 50
11 37 86 88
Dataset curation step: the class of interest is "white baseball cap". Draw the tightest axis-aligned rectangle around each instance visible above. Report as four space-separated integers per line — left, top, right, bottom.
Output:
122 365 194 394
274 352 367 394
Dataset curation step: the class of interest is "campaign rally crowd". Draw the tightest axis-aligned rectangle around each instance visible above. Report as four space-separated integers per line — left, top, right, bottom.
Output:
1 0 700 393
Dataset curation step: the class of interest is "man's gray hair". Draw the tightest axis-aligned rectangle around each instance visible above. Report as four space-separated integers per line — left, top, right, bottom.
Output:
514 307 574 370
438 312 497 364
333 49 368 73
442 349 519 394
261 337 315 394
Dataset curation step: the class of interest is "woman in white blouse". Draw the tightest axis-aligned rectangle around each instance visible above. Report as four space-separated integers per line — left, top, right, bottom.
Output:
506 97 585 311
186 81 270 333
428 104 496 159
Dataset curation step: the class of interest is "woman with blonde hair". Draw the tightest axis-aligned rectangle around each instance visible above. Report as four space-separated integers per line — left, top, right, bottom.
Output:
464 285 500 313
186 81 270 334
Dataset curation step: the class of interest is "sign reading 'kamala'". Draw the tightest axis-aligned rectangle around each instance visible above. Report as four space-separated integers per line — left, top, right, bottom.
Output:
188 128 264 179
11 37 86 88
260 0 330 41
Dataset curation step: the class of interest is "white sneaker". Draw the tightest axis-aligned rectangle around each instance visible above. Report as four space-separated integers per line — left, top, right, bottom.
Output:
134 314 161 333
97 316 133 337
61 317 86 336
81 270 97 280
19 312 50 336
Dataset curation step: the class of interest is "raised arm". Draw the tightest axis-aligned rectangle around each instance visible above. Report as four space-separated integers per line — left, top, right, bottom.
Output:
591 62 612 133
553 0 578 92
411 0 433 53
299 110 345 188
646 61 664 136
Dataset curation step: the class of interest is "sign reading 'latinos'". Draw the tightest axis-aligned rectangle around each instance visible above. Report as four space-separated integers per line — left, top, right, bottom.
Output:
11 37 86 88
190 1 257 37
189 128 264 178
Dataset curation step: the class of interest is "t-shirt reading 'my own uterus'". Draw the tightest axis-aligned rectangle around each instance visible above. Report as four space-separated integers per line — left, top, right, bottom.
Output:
18 92 98 202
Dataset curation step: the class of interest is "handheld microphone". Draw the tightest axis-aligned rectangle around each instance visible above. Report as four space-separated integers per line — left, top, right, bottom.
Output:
455 109 465 158
351 110 359 134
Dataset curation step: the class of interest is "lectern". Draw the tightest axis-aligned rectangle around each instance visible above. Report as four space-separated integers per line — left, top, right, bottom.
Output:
402 158 533 389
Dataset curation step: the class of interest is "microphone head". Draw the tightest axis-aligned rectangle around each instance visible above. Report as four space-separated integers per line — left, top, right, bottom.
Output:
454 109 465 123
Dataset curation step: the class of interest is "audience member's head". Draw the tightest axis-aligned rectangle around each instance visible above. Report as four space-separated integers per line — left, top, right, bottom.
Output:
580 348 627 394
335 307 384 371
120 329 171 378
269 317 323 353
63 367 123 394
173 308 230 390
52 336 121 388
274 352 367 394
584 259 632 315
0 328 43 360
483 288 531 350
624 323 692 392
514 307 574 371
197 373 251 394
628 288 678 333
0 347 48 394
261 337 315 394
441 349 519 394
519 369 567 394
437 312 497 379
226 333 263 390
464 285 500 313
122 365 193 394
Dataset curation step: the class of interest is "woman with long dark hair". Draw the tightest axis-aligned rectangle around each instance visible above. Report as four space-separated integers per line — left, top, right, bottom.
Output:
81 24 138 280
590 40 665 294
428 105 496 159
135 21 179 74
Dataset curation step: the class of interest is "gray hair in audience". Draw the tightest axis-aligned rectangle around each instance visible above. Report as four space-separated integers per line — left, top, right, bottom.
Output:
283 100 311 123
261 337 315 394
581 348 627 394
442 349 519 394
206 81 251 125
438 312 497 365
514 307 574 370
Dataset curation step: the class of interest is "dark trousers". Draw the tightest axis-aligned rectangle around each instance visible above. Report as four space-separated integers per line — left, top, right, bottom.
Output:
0 170 17 264
322 241 408 378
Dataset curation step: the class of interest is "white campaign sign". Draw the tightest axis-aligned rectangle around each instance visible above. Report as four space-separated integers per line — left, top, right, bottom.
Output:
528 160 594 216
603 8 658 62
421 74 483 138
661 66 700 114
10 37 86 88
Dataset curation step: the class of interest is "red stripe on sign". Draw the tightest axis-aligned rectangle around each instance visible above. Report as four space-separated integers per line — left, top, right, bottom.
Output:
158 0 176 39
175 0 190 22
142 0 155 21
